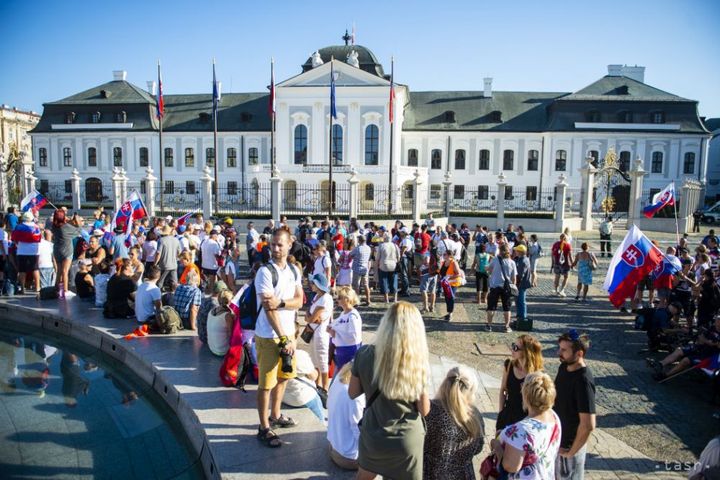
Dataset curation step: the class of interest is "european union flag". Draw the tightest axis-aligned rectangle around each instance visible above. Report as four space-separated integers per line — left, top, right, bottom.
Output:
330 61 337 120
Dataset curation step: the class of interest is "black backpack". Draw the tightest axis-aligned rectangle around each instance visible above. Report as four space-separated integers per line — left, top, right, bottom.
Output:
236 262 299 331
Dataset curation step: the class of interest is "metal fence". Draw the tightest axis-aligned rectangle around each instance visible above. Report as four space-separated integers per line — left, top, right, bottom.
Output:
40 181 72 206
504 187 556 212
449 188 499 212
357 185 411 215
281 182 351 216
157 183 202 214
216 182 272 216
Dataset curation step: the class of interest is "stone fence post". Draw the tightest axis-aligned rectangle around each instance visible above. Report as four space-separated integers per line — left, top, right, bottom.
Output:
71 168 82 211
412 169 423 225
497 173 506 231
579 157 597 231
144 167 157 217
347 168 359 220
25 171 37 200
112 168 123 212
120 168 128 202
270 168 282 223
628 157 645 227
201 166 214 219
555 174 568 232
442 172 452 219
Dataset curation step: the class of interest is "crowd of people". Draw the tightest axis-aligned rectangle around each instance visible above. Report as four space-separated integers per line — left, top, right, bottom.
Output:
2 203 719 478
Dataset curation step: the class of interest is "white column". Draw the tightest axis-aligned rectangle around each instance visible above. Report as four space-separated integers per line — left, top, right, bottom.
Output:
555 174 568 232
71 168 82 211
628 157 646 226
442 171 453 218
412 169 424 225
201 166 214 219
270 169 282 223
145 166 157 217
497 173 506 231
120 168 128 201
111 168 123 212
348 168 359 219
579 157 597 231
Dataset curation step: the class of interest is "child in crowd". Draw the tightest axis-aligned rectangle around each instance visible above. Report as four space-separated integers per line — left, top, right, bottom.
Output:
328 286 363 371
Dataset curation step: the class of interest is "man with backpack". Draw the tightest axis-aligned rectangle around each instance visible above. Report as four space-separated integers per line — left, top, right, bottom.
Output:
255 228 304 448
135 265 163 325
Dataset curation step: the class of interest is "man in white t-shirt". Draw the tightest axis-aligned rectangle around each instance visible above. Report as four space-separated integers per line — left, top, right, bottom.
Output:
37 229 56 288
135 265 162 323
254 228 304 448
200 228 222 293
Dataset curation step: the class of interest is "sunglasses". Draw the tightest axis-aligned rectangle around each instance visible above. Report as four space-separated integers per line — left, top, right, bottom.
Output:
510 343 521 352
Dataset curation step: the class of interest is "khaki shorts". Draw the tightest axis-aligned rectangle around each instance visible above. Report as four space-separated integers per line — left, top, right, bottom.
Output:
256 336 297 390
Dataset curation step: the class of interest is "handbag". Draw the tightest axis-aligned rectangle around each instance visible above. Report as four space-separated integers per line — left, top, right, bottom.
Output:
300 324 314 343
480 453 499 479
500 260 518 297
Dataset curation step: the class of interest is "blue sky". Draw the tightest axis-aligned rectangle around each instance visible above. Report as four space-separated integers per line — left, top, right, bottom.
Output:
2 0 719 117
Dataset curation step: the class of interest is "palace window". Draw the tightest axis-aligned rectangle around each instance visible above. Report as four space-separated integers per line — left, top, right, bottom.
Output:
92 112 101 123
164 181 174 194
65 180 72 194
527 149 539 171
505 186 513 200
228 181 238 195
206 147 215 167
65 112 75 124
407 149 418 167
139 147 148 167
364 183 374 201
589 150 599 167
652 111 665 124
227 147 237 168
619 151 631 172
683 152 695 174
431 149 442 170
526 186 538 201
186 181 196 195
453 185 464 200
478 185 489 200
88 147 97 167
38 148 47 167
294 125 308 164
164 148 174 167
430 184 442 200
332 124 343 164
185 147 194 167
116 111 127 123
555 150 567 171
63 147 72 167
503 150 514 170
454 149 466 170
364 125 379 166
248 147 259 165
113 147 122 167
478 149 490 170
651 151 663 173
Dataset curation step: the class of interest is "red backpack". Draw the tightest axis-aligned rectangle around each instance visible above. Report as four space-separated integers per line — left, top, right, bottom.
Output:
219 316 252 390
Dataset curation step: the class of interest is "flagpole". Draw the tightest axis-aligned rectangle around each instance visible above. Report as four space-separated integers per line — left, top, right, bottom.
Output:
672 181 680 247
212 59 219 216
328 57 335 218
157 60 164 216
387 56 394 216
270 58 275 177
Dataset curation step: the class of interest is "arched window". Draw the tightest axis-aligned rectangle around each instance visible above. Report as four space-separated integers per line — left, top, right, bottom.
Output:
454 149 466 170
88 147 97 167
364 183 374 201
164 148 174 167
555 150 567 171
294 125 308 164
63 147 72 167
431 149 442 170
364 125 379 166
502 150 514 170
138 147 148 167
184 148 194 167
85 178 103 202
407 149 418 167
113 147 123 167
227 147 237 168
527 150 539 171
332 124 343 164
683 152 695 174
284 180 298 209
478 149 490 170
589 150 599 168
651 151 663 173
619 151 631 172
248 147 259 165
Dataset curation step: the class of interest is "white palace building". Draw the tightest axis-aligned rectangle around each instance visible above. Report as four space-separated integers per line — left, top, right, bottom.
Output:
30 40 713 216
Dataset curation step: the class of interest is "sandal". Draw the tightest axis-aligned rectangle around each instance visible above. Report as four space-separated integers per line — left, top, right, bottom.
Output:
269 414 298 428
257 427 282 448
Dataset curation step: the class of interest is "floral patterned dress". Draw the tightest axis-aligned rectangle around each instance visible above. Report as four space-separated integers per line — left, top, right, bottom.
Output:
499 410 561 479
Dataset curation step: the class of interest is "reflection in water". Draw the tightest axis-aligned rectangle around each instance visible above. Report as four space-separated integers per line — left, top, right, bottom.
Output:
0 331 201 479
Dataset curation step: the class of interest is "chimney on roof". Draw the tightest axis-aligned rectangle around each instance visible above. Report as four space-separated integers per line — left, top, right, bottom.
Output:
607 64 623 76
146 81 157 95
113 70 127 81
483 77 493 98
621 65 645 83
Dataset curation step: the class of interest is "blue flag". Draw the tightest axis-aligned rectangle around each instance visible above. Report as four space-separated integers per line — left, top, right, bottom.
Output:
330 61 337 119
212 62 219 121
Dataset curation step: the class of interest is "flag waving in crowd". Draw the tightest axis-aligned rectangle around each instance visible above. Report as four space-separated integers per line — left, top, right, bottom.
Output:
643 182 675 218
603 225 664 307
20 190 48 214
112 190 148 230
176 211 196 227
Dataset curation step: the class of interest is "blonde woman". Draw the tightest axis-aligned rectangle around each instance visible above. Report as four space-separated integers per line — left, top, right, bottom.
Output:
492 372 561 479
327 361 365 470
423 366 485 479
496 334 545 432
328 286 363 370
349 302 430 480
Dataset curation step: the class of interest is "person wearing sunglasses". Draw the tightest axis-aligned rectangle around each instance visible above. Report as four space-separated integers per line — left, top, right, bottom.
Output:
496 334 544 432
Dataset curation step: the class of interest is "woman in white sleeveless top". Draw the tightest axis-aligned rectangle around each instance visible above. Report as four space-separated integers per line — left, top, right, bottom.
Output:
207 290 234 356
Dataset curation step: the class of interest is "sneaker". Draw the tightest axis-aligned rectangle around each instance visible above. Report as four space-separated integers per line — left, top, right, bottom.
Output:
558 290 567 297
505 326 513 333
574 296 580 302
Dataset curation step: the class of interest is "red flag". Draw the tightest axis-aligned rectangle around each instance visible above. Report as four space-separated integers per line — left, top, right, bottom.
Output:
156 61 164 119
388 58 395 124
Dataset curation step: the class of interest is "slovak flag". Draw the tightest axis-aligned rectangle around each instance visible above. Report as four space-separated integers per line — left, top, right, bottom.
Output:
11 222 42 244
651 254 681 281
643 183 675 218
696 352 720 372
112 190 148 230
20 190 48 214
176 211 195 227
603 225 664 307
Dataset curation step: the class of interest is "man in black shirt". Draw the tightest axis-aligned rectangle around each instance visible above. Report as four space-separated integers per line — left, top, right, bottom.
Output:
554 330 596 480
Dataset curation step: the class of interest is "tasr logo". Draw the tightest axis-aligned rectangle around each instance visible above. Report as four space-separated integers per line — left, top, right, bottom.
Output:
621 244 645 267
